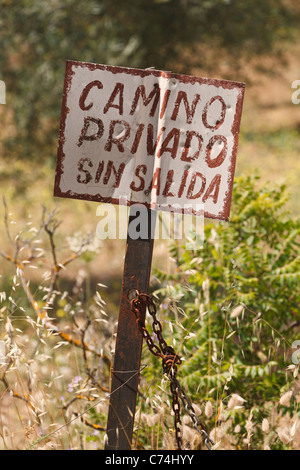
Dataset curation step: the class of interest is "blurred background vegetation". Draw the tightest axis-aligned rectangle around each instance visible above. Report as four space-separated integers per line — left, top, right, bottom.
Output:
0 0 299 161
1 0 300 277
0 0 300 450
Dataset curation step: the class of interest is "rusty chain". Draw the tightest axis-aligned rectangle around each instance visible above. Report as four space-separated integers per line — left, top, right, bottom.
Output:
128 289 214 451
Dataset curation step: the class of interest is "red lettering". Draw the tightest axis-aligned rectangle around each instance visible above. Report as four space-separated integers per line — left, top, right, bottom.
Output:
95 161 104 184
157 127 180 159
178 169 189 198
171 91 201 124
202 174 221 204
104 120 131 153
147 124 165 156
160 89 171 119
130 123 145 154
146 167 161 196
162 170 175 197
77 158 93 184
202 96 226 130
187 172 206 199
130 164 147 192
180 131 203 162
130 84 160 117
205 135 227 168
103 82 124 115
79 81 103 111
103 160 126 188
77 117 104 147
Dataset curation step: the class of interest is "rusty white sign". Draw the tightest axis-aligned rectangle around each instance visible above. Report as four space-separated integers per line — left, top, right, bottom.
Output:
54 61 245 221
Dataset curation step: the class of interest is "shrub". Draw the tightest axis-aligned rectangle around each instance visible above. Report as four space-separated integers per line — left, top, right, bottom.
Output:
138 173 300 450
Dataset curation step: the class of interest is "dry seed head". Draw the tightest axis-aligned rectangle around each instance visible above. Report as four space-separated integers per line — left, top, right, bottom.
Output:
228 394 246 410
191 403 201 416
205 401 213 418
230 305 244 319
279 391 293 407
262 418 270 434
202 279 210 305
182 424 195 443
182 415 191 425
146 413 160 427
290 419 299 438
277 427 290 444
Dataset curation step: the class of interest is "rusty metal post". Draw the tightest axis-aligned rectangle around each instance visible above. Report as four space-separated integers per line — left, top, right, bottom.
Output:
105 207 156 450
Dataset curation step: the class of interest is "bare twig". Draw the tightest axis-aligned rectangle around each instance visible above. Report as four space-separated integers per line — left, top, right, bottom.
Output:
2 196 15 249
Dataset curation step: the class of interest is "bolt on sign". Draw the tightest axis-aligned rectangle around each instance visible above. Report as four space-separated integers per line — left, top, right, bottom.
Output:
54 61 245 221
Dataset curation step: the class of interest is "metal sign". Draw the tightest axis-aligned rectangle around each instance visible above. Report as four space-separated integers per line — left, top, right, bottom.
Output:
54 62 245 450
54 61 245 221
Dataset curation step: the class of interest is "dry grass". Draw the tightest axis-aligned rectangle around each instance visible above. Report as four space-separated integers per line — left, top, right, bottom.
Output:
0 36 300 451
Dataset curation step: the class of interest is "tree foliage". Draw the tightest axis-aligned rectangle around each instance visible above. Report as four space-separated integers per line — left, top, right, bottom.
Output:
145 173 300 449
0 0 299 160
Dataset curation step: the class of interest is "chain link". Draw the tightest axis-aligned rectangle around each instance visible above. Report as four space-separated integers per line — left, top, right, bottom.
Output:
170 376 214 450
128 289 214 451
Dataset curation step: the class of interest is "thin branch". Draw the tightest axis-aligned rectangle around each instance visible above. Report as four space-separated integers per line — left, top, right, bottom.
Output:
2 196 15 249
18 264 110 364
61 394 97 411
0 376 41 426
27 365 147 450
73 412 105 432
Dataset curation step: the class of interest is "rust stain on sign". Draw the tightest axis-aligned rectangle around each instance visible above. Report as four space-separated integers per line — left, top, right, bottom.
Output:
54 61 245 221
